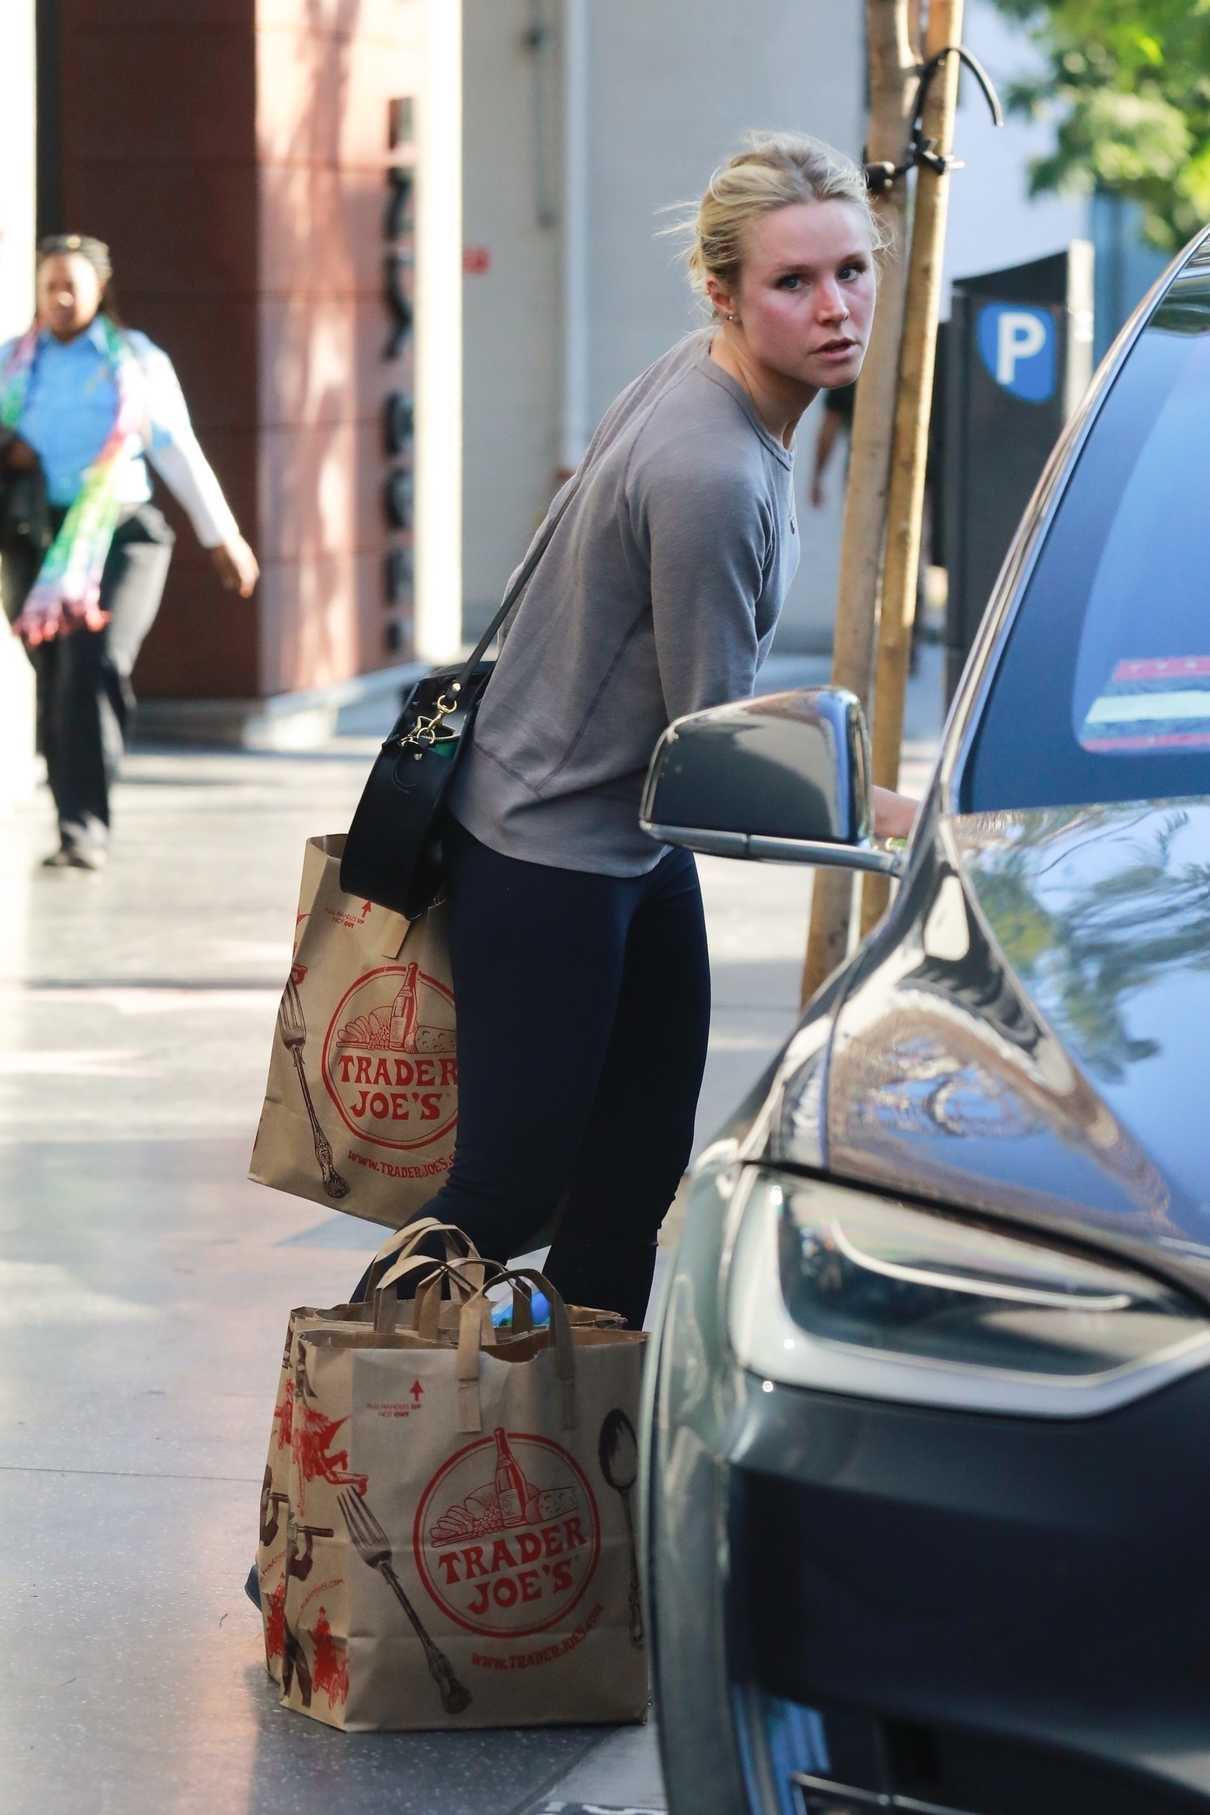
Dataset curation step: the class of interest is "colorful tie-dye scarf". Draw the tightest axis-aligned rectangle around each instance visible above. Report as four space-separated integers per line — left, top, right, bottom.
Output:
0 314 144 645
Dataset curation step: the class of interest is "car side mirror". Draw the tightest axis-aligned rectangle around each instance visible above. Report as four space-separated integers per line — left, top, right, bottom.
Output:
640 686 902 875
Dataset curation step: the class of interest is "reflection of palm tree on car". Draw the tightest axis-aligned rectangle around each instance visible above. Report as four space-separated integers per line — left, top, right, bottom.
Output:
978 811 1210 1085
847 812 1178 1226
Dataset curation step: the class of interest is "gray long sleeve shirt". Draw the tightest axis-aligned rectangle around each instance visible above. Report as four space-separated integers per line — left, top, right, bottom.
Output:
450 331 801 875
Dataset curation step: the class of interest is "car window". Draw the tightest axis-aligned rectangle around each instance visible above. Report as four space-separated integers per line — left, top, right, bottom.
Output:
959 262 1210 813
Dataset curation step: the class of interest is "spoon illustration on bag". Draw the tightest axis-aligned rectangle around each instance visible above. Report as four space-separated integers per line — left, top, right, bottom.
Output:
598 1407 644 1648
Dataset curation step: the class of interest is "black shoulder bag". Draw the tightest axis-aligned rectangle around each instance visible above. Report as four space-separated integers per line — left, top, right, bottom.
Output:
0 449 51 560
340 477 580 919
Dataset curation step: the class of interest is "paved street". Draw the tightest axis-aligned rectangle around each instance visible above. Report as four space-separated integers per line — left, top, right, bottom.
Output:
0 652 940 1815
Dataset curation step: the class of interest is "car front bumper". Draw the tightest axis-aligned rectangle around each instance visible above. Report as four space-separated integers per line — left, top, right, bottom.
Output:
645 1163 1210 1815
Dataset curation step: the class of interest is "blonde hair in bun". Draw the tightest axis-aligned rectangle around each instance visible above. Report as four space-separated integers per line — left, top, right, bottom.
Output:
669 131 890 314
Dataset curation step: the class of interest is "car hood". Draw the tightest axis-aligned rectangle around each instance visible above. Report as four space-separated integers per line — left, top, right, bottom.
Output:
813 798 1210 1267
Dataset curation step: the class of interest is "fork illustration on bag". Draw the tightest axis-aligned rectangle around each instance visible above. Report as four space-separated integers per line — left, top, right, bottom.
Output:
338 1487 472 1716
279 976 350 1199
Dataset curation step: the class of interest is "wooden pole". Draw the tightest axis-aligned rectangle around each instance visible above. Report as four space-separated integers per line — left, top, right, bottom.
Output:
859 0 963 937
799 0 917 1006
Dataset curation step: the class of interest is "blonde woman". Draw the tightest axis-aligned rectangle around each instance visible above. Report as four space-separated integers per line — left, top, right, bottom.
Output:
369 132 914 1329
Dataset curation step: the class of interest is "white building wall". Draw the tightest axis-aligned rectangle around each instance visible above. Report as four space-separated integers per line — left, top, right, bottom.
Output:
462 0 1100 657
415 0 466 665
581 0 862 419
462 0 565 634
463 0 862 647
582 0 863 654
944 1 1088 302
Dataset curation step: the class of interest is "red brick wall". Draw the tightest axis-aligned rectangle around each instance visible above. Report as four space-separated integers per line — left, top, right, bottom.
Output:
55 0 421 701
254 0 421 695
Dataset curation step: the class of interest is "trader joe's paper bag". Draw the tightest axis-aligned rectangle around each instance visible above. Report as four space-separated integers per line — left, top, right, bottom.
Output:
257 1223 486 1681
277 1271 649 1731
250 834 457 1229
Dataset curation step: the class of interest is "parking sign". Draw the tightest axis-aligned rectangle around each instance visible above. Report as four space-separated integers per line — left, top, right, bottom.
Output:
976 302 1057 403
945 245 1095 703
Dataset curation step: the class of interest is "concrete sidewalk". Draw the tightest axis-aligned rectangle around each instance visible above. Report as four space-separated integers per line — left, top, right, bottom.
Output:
0 651 942 1815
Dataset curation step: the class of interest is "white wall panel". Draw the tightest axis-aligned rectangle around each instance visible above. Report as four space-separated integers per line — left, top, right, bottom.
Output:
582 0 862 652
462 1 1096 658
462 0 564 633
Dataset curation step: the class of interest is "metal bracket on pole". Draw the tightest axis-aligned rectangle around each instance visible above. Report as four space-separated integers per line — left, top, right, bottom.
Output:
864 44 1003 193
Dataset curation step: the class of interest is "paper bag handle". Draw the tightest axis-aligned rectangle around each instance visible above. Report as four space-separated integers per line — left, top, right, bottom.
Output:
309 837 413 958
370 1253 454 1333
456 1268 576 1436
364 1218 481 1297
380 909 411 959
372 1256 499 1337
411 1258 518 1340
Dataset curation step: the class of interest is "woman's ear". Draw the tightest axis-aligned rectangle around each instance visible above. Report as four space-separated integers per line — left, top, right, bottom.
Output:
704 275 736 322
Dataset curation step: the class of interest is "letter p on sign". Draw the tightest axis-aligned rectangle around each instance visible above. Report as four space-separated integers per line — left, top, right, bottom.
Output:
997 312 1047 384
977 302 1057 404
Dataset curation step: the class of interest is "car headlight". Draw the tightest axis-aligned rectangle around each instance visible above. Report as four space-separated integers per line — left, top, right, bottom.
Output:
727 1169 1210 1417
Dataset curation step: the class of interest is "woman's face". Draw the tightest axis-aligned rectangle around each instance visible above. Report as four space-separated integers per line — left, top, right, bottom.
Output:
36 253 104 342
719 198 877 393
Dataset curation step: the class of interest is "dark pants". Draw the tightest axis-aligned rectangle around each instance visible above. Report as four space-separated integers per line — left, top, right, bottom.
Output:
361 817 712 1329
2 504 174 851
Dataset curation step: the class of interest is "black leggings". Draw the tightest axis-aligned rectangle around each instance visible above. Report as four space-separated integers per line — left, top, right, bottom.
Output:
3 504 174 850
362 816 711 1329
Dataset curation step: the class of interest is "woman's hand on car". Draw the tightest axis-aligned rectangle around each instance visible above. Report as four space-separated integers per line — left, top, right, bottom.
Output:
209 535 260 598
872 785 918 841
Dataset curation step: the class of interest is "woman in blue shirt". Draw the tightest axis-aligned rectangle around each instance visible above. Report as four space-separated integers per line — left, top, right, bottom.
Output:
0 234 258 870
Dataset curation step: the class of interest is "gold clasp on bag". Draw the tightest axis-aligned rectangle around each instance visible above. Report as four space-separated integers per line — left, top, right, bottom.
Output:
403 690 460 748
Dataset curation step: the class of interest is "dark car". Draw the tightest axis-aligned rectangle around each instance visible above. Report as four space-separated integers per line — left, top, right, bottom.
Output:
640 226 1210 1815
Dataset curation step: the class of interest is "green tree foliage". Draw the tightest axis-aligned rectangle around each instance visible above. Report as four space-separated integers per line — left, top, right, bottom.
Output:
993 0 1210 249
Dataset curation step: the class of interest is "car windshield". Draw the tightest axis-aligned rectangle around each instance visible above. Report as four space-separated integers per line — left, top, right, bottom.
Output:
959 251 1210 814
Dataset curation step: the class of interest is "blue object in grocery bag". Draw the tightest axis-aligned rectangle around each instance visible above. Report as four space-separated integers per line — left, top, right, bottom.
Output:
491 1290 551 1329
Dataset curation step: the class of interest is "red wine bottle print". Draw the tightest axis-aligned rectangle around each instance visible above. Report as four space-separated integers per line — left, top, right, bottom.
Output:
493 1428 528 1528
389 963 420 1051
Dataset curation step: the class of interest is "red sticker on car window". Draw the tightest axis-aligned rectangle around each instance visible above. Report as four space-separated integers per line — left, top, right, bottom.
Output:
1080 656 1210 751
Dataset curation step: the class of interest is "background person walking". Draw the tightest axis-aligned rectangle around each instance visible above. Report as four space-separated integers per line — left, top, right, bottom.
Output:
0 234 258 870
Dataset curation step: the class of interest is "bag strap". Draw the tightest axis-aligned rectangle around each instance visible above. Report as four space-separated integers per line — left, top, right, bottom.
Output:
363 1217 481 1297
412 1257 514 1339
465 471 583 678
455 1267 576 1435
371 1255 480 1335
372 1241 486 1320
413 471 584 738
